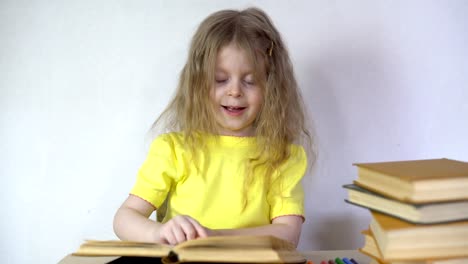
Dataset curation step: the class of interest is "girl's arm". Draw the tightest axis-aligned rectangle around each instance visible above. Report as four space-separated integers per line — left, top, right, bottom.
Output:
212 215 303 247
113 195 209 245
114 196 302 246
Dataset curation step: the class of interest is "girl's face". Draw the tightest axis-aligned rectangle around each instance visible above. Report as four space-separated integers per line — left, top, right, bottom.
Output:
210 43 264 137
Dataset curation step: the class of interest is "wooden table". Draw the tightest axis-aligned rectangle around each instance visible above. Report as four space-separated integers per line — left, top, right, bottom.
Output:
59 251 370 264
303 250 369 263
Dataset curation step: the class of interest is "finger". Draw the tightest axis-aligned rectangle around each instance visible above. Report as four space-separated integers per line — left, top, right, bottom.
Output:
160 227 176 246
172 225 187 244
175 215 197 240
180 221 197 240
187 217 208 238
159 237 170 245
166 233 177 246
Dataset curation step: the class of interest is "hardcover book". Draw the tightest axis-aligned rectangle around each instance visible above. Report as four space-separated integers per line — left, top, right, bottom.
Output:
343 184 468 224
369 211 468 260
369 256 468 264
361 230 468 264
72 235 307 263
353 158 468 203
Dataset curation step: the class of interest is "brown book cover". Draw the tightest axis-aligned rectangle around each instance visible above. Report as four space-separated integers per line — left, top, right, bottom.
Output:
369 211 468 260
361 230 468 264
359 229 384 260
368 256 468 264
72 235 307 263
343 184 468 224
353 158 468 203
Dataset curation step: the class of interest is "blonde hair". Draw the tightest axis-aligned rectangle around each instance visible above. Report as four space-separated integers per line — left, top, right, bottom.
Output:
152 7 314 206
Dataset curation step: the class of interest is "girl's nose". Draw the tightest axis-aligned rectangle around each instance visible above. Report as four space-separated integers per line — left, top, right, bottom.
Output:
228 81 243 97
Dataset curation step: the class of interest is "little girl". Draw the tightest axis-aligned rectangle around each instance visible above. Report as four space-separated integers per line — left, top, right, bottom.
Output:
113 7 313 248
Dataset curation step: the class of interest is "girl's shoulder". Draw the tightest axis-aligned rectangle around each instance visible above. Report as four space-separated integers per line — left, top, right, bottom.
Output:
149 132 187 151
155 132 185 142
289 143 307 159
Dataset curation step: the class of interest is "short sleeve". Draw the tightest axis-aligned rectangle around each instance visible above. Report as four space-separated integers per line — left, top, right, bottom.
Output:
268 145 307 221
130 134 178 209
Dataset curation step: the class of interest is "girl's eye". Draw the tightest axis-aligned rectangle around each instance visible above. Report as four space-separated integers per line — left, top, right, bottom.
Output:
215 79 227 84
244 80 255 85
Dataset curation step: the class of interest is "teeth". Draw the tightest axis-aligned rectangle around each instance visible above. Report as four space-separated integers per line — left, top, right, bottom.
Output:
227 106 241 111
227 106 240 109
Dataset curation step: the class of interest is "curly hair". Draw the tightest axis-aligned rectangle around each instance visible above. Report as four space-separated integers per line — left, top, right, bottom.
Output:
151 7 314 207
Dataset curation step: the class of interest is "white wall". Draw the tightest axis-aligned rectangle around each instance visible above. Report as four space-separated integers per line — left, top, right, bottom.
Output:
1 1 467 263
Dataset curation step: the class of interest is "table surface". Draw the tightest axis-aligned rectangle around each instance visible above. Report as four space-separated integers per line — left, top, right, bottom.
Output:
303 250 369 263
58 250 370 264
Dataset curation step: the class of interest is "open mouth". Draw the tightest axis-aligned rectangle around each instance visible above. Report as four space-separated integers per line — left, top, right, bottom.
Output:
222 105 246 115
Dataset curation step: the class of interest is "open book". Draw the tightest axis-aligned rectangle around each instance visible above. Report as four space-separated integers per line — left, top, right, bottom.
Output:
73 235 307 263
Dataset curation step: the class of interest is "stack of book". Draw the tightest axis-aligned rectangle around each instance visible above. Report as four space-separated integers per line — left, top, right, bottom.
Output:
343 158 468 264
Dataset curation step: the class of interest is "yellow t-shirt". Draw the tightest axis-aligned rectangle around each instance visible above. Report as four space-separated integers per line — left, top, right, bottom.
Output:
130 132 307 229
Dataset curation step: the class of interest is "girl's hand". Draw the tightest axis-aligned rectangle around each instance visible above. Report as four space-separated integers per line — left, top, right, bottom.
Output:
156 215 211 245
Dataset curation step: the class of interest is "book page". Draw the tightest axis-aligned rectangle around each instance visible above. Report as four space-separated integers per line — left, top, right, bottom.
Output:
74 240 172 257
174 235 296 251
